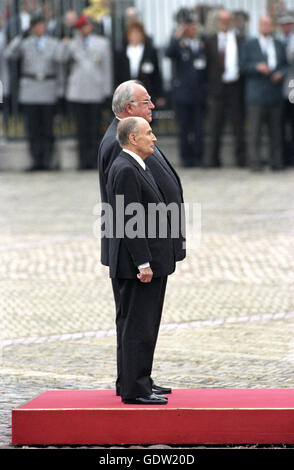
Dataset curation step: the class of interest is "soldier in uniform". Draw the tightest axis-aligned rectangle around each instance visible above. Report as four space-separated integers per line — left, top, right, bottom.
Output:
166 10 207 167
5 15 62 171
59 14 113 170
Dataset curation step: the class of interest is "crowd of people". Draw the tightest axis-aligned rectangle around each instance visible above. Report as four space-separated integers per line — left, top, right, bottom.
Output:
0 2 294 172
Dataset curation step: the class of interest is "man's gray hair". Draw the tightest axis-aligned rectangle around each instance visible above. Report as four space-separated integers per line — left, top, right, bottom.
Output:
112 80 144 115
116 117 140 147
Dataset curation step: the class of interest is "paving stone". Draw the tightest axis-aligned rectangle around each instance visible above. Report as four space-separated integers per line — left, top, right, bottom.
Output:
0 138 294 447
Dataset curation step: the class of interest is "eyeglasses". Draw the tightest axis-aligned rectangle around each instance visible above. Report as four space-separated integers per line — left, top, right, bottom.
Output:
130 98 153 106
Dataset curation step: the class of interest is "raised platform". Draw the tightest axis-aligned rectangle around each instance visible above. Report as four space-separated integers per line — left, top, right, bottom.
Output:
11 389 294 445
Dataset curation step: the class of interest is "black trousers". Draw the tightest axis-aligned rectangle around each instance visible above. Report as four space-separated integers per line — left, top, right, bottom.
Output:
175 102 204 167
112 276 167 400
282 99 294 167
71 102 102 169
23 104 56 169
207 82 246 167
247 103 283 170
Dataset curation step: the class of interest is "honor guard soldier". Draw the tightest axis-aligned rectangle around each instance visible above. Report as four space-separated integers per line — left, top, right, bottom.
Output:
58 14 113 170
5 15 62 171
166 9 207 167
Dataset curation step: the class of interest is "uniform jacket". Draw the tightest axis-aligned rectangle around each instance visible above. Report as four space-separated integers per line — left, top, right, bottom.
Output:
5 34 62 104
240 37 288 105
106 151 176 279
58 33 113 103
98 118 186 267
115 40 163 100
165 35 207 104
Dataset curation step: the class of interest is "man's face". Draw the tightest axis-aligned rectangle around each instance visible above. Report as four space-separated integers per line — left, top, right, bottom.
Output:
133 120 157 158
218 11 232 32
259 17 274 36
80 23 93 37
127 85 155 123
184 22 197 39
281 23 294 36
31 22 46 37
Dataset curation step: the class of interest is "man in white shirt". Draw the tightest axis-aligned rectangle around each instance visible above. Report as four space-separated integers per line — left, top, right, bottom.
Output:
205 9 246 167
241 16 288 171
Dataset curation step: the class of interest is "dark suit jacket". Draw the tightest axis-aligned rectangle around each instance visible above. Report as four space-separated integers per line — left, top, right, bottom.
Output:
240 37 288 106
115 41 163 100
107 151 176 279
98 118 186 267
165 35 207 104
205 33 245 98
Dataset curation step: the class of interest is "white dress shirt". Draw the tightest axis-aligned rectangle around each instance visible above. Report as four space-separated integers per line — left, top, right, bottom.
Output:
122 148 149 269
258 34 277 71
218 30 240 83
126 43 144 78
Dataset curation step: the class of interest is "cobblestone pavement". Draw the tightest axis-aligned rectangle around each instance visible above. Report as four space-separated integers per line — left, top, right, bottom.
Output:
0 137 294 447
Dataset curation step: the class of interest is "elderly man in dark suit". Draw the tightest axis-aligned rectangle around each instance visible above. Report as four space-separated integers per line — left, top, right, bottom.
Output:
240 16 288 171
106 117 177 404
97 80 185 399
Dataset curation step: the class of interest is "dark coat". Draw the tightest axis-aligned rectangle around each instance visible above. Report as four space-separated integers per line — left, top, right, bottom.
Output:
165 35 207 104
106 151 176 279
204 33 245 98
240 37 288 106
98 118 186 267
115 40 163 99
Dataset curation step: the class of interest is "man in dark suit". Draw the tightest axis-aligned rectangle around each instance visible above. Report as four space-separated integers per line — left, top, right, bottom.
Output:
166 10 207 167
106 117 177 404
97 80 185 398
240 16 288 171
205 9 246 167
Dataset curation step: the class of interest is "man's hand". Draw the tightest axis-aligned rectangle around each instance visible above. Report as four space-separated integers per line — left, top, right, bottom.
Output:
173 25 188 39
256 62 271 75
137 267 153 283
271 71 283 83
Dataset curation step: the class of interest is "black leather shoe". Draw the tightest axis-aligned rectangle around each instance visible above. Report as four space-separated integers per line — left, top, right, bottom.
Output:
122 393 168 405
152 384 172 395
117 385 172 396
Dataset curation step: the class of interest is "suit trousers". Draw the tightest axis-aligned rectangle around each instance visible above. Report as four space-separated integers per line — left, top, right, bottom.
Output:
282 99 294 167
23 104 56 169
207 82 246 167
247 103 283 170
71 102 102 169
175 102 204 167
112 276 167 400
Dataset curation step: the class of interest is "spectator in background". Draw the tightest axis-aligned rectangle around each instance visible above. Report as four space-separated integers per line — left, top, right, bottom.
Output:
58 14 113 170
166 10 207 167
240 16 288 172
205 9 247 168
278 12 294 167
0 12 9 105
5 14 63 171
115 21 164 108
5 0 34 41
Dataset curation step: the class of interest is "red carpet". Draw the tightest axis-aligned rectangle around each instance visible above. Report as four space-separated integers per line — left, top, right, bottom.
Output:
12 389 294 445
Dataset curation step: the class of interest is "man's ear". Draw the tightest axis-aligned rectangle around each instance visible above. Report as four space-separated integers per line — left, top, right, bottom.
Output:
129 132 137 146
125 103 133 115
